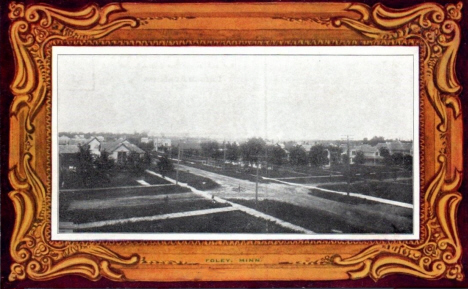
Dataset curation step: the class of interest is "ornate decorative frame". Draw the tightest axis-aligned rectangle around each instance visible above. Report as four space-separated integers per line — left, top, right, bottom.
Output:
7 1 463 283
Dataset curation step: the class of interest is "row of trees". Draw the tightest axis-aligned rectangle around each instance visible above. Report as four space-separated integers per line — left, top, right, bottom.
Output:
198 138 335 168
379 147 412 169
197 138 413 170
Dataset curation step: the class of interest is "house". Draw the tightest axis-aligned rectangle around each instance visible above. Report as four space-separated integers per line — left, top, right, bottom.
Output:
300 144 313 152
101 140 145 163
376 140 413 156
67 136 101 156
353 144 382 165
386 140 413 155
341 144 382 165
58 135 70 145
153 138 172 150
58 145 80 169
85 137 102 156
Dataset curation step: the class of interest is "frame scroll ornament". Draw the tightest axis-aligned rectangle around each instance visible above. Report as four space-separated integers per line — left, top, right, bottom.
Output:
8 2 140 282
330 2 464 281
7 1 464 283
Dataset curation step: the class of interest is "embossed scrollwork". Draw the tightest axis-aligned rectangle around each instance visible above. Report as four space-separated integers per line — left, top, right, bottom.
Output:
332 2 462 132
8 2 139 282
7 1 463 283
331 2 463 281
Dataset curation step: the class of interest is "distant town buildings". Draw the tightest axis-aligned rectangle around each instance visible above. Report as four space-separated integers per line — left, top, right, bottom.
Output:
59 135 145 169
58 133 414 170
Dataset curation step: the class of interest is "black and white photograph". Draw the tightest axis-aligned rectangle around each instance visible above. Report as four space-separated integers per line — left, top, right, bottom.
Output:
52 46 419 240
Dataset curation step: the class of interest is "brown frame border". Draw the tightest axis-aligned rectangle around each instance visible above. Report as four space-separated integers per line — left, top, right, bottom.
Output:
6 0 464 283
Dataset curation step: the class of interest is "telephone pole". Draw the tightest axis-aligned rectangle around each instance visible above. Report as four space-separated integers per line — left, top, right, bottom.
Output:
223 140 227 171
342 135 353 196
176 142 181 185
255 162 259 208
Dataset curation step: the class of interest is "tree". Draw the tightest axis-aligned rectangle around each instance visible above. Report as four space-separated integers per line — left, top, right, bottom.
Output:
201 141 222 160
240 138 266 165
379 147 392 165
289 145 308 166
268 145 287 167
354 151 366 165
309 144 329 167
342 153 350 165
392 152 404 166
94 150 114 182
126 152 146 175
138 141 154 152
76 145 96 187
157 155 174 178
143 151 152 167
402 154 413 170
327 146 343 166
367 136 386 146
226 142 240 162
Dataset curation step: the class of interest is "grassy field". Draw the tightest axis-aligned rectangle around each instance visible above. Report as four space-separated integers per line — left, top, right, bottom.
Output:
75 210 297 233
61 170 171 189
277 175 347 184
163 170 220 191
61 196 230 224
228 199 368 233
314 180 413 203
139 173 172 185
60 184 190 201
59 185 192 220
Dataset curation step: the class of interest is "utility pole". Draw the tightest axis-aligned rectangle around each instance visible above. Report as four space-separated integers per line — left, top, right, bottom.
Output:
342 135 353 196
223 140 227 171
255 161 259 209
176 142 181 185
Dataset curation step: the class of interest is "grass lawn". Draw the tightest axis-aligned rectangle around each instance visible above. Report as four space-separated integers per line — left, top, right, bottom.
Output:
228 199 368 233
278 175 347 184
61 197 230 224
315 180 413 204
284 166 337 176
61 170 170 189
75 210 297 233
140 173 172 185
60 184 190 201
162 170 220 191
59 185 192 218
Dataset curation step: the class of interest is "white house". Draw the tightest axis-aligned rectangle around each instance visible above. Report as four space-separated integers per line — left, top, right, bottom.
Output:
58 135 70 145
154 138 172 150
345 144 382 165
86 137 102 156
102 140 145 163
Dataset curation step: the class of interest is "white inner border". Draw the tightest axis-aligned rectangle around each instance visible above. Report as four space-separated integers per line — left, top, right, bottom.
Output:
51 46 420 241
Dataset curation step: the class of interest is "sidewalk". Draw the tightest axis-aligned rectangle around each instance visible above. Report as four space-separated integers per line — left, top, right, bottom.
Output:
65 207 239 230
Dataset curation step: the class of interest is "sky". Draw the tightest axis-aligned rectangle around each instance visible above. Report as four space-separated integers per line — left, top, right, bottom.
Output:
56 47 416 141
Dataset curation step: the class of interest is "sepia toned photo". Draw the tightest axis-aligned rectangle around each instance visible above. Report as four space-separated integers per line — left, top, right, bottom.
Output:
52 46 419 240
6 0 465 284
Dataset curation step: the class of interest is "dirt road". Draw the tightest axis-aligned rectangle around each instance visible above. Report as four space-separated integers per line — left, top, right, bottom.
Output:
178 164 413 233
